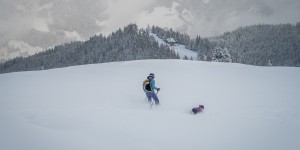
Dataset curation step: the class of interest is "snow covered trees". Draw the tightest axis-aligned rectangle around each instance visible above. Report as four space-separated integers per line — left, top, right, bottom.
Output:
212 46 232 63
151 23 300 66
1 22 300 74
151 26 191 48
194 37 213 61
0 24 178 74
219 23 300 66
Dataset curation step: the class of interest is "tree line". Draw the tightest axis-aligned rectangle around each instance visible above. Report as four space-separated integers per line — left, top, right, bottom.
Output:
0 24 178 74
151 22 300 66
1 22 299 74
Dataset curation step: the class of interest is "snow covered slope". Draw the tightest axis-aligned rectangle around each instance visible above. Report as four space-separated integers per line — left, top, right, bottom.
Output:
150 33 197 59
0 60 300 150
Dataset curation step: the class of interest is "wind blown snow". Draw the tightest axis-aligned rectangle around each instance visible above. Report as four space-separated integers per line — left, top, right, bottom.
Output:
0 60 300 150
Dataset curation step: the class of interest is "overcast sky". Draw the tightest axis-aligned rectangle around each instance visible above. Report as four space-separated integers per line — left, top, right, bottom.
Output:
1 0 300 62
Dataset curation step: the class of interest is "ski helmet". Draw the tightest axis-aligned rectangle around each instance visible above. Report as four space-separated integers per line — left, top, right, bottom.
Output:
149 73 155 78
199 105 204 109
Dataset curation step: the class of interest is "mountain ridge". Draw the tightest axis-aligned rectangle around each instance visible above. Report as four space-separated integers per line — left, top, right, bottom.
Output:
1 22 300 74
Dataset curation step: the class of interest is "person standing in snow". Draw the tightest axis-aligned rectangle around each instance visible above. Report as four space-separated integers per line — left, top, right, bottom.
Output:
143 73 160 105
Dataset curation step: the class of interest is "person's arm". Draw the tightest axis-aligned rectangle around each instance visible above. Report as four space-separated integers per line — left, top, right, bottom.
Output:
150 80 159 90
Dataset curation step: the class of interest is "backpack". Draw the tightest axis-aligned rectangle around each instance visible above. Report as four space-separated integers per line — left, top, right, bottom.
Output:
143 79 152 92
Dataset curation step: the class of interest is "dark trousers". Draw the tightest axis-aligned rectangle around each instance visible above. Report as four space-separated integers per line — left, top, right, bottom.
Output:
146 92 159 104
192 108 198 114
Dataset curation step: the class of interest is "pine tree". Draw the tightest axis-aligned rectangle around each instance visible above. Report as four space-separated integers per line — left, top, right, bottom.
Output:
212 46 232 63
183 55 189 60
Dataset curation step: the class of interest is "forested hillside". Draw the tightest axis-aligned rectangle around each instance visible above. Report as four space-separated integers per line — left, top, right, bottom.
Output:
152 23 300 66
217 23 300 66
1 23 299 74
0 24 178 73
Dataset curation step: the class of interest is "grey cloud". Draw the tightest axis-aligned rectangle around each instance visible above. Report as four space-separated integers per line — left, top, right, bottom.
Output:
1 0 108 46
159 0 300 37
1 0 300 61
0 0 109 61
49 0 108 38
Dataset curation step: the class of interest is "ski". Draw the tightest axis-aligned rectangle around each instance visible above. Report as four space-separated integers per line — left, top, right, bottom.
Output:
149 99 154 109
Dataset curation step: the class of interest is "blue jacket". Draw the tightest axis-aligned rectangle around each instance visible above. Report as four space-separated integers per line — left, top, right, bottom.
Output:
148 76 159 92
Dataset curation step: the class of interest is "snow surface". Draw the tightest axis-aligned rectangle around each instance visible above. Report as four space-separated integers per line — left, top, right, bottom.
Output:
1 59 300 150
150 33 197 60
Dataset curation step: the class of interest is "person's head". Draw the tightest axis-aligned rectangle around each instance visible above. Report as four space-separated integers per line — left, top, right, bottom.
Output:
147 73 155 80
199 105 204 109
149 73 155 78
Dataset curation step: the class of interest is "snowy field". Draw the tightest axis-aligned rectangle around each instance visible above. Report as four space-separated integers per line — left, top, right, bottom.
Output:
0 59 300 150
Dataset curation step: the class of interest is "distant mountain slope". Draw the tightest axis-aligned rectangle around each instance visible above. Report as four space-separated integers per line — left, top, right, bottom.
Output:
0 24 178 74
150 33 197 60
1 23 300 74
152 23 300 66
214 23 300 66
